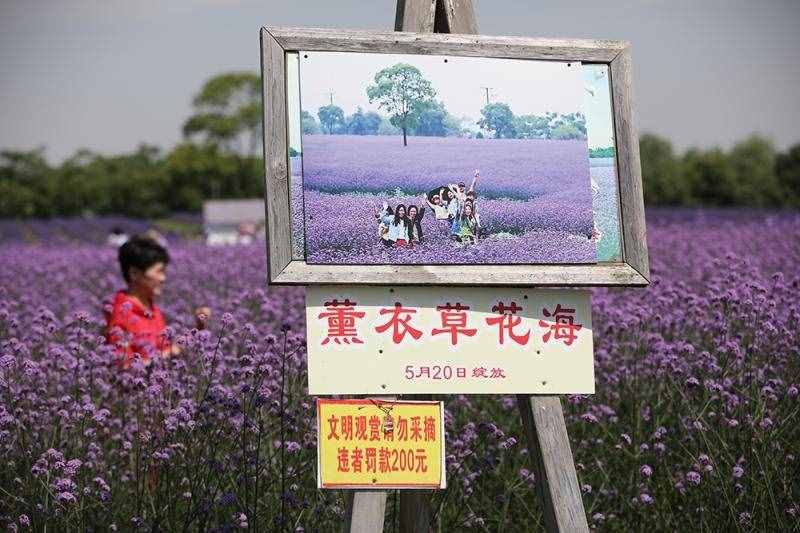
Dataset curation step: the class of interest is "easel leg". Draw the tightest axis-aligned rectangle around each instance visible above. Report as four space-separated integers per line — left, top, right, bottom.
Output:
517 395 589 533
399 490 431 533
344 491 389 533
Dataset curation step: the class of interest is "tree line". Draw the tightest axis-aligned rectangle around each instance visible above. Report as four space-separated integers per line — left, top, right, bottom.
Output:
306 63 587 143
1 70 799 218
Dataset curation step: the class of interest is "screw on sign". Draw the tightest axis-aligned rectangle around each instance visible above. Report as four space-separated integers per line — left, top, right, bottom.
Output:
485 301 531 346
539 304 583 346
317 298 365 345
431 302 477 345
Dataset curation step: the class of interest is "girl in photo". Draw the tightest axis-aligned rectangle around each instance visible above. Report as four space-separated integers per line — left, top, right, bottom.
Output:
391 204 410 247
374 202 395 247
406 204 426 245
425 192 449 220
376 203 410 248
457 200 479 244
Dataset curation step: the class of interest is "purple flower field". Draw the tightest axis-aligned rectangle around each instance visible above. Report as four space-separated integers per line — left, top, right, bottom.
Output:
1 208 799 530
299 135 596 264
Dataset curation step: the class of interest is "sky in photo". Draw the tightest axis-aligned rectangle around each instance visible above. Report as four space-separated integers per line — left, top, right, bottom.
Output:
298 52 583 131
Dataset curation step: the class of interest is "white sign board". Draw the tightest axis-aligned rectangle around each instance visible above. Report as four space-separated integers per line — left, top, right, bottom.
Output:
305 286 594 394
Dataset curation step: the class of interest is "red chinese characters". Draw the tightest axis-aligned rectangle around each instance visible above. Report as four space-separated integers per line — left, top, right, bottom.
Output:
317 299 365 345
316 296 584 348
485 301 530 346
539 304 583 346
374 302 423 344
431 303 477 345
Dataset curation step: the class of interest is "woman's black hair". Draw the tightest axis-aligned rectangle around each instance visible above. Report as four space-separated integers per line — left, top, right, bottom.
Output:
460 200 476 222
118 235 170 283
393 204 407 226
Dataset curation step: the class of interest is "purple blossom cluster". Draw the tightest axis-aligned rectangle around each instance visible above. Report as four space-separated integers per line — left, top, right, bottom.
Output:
298 135 596 264
1 207 799 530
302 135 592 200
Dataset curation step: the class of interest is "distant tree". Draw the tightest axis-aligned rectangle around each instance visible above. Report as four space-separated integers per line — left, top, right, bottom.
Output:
776 143 800 207
589 147 616 158
681 147 736 206
640 134 685 205
514 114 551 139
0 148 52 217
367 63 436 146
415 101 461 137
317 104 344 134
728 134 780 207
345 107 382 135
550 123 584 140
301 110 320 135
165 143 262 211
478 103 517 139
377 117 401 136
182 72 261 155
551 112 587 138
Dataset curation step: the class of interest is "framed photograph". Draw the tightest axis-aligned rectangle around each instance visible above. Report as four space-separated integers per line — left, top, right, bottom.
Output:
261 27 648 286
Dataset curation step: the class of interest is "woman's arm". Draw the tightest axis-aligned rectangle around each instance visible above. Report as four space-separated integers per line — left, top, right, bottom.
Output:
469 170 480 193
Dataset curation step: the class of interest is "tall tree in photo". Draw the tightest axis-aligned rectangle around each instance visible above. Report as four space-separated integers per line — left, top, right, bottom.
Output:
367 63 435 146
317 104 344 134
478 102 517 139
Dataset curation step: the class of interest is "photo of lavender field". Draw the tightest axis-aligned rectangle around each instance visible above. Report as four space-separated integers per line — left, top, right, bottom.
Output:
294 52 597 265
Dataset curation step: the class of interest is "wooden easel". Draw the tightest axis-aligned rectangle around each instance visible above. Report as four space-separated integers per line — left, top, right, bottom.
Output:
343 1 589 531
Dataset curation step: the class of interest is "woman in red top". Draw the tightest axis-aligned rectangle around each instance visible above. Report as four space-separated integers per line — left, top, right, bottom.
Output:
106 235 209 369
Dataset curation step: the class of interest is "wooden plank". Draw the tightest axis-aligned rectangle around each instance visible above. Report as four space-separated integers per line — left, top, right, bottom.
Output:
440 0 478 34
394 0 436 33
266 26 625 63
260 28 292 282
274 261 647 287
344 491 389 533
517 395 589 533
399 491 432 532
610 46 650 282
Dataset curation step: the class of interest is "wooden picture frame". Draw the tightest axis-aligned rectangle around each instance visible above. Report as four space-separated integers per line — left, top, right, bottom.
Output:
260 26 649 286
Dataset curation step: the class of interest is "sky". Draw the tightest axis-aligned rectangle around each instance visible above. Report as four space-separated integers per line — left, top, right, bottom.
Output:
1 0 799 162
298 51 582 124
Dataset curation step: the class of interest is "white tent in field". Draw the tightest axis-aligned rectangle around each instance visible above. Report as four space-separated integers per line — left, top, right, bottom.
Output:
202 199 265 246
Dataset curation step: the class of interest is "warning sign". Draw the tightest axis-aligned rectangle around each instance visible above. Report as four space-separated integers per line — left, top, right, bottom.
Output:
316 398 446 489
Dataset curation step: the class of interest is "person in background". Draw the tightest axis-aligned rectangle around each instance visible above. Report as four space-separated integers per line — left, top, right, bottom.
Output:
106 226 129 247
105 235 211 369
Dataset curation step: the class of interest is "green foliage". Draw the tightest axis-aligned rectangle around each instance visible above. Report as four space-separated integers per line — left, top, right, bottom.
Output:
589 147 615 158
514 113 552 139
551 123 583 140
317 104 344 134
367 63 436 146
552 112 586 137
300 110 320 135
344 107 382 135
415 100 461 137
182 72 261 155
478 103 517 139
776 144 800 208
0 142 262 218
640 133 800 208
